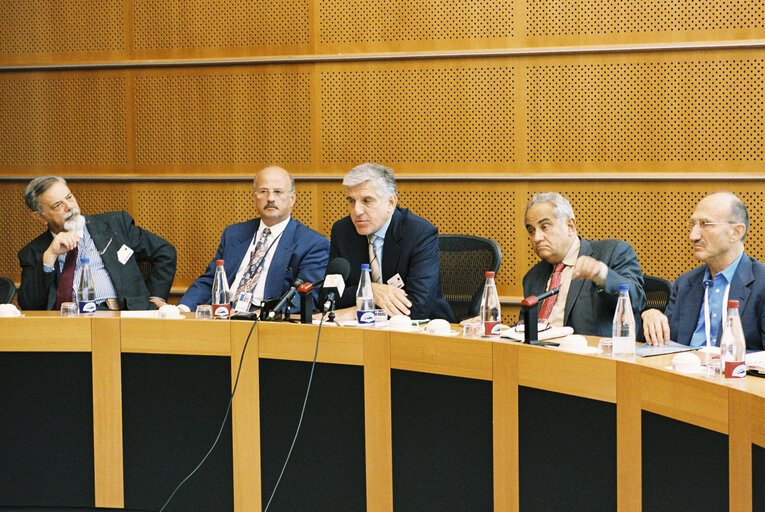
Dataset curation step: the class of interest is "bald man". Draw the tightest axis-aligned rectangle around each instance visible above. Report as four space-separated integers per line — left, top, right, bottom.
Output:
179 167 329 313
643 192 765 351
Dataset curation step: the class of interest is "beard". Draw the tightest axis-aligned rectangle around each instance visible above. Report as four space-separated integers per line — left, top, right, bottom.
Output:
63 210 85 232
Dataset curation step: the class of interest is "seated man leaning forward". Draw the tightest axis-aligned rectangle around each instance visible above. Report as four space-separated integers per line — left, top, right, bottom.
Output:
643 192 765 350
18 175 177 311
522 192 645 337
328 163 454 322
179 166 329 314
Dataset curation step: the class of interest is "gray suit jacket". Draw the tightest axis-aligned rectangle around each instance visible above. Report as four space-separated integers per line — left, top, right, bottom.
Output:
18 211 177 310
522 237 646 337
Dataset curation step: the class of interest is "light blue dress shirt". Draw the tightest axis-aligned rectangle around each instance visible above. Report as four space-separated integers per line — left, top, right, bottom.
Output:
689 252 744 347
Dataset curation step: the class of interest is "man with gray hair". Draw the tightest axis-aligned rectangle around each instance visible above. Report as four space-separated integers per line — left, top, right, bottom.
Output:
329 163 454 321
643 191 765 350
522 192 645 337
18 175 176 310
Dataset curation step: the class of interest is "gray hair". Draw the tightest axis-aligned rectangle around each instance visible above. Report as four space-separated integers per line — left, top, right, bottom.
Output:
714 191 749 242
24 175 67 213
525 192 575 220
342 163 397 199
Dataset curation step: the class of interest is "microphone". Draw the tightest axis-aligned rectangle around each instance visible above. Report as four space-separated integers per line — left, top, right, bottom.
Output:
521 288 559 308
266 277 306 320
319 258 351 314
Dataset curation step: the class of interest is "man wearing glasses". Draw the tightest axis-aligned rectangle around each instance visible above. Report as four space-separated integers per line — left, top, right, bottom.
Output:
643 192 765 350
179 166 329 314
522 192 645 337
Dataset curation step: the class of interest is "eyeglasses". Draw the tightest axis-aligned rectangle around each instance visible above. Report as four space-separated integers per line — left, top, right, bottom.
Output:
255 189 291 199
685 219 736 231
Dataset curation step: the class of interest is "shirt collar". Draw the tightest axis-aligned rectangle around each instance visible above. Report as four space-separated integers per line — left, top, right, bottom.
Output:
258 216 290 239
369 215 392 243
561 237 581 267
704 251 744 285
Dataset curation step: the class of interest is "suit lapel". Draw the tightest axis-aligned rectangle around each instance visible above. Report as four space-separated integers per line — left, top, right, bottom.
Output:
564 237 587 324
381 208 402 281
86 216 123 290
228 219 259 285
728 255 753 318
678 269 706 343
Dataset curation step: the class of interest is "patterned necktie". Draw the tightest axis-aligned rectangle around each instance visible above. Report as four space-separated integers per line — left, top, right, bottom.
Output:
538 262 565 321
234 228 271 299
55 246 78 310
368 235 381 283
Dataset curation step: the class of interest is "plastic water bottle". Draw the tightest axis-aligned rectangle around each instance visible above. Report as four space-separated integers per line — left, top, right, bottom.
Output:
481 271 501 336
356 263 375 326
612 284 636 355
720 299 746 379
211 259 230 319
76 258 97 314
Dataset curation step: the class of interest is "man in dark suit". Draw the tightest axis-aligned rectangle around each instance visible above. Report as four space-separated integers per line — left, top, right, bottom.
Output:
179 166 329 314
18 176 177 311
329 163 454 322
643 192 765 350
522 192 645 337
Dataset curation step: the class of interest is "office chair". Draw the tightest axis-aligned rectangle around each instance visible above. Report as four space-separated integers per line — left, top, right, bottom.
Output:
438 235 502 322
0 276 17 304
643 274 672 313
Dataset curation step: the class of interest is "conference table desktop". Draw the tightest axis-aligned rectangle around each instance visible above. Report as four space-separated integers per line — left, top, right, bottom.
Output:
1 312 764 512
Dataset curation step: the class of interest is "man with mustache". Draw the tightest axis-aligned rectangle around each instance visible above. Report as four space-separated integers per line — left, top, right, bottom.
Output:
521 192 645 336
643 192 765 350
179 166 329 314
18 175 177 310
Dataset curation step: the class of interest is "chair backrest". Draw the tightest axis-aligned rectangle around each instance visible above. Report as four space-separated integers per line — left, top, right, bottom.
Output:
0 277 16 304
438 235 502 322
643 274 673 313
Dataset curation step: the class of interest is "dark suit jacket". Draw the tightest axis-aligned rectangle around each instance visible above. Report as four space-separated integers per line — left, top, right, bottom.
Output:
179 217 329 312
18 211 177 310
330 207 454 322
665 254 765 351
522 237 646 337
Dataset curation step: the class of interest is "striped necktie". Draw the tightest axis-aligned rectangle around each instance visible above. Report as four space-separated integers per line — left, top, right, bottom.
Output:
235 228 271 298
368 235 381 283
538 262 565 321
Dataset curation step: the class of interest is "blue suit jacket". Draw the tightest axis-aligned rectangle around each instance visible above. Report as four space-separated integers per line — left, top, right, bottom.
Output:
665 254 765 351
522 238 646 337
180 218 329 312
330 207 454 322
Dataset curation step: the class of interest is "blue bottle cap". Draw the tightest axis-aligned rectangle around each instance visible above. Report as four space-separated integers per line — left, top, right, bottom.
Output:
618 284 629 292
81 258 90 264
361 263 370 270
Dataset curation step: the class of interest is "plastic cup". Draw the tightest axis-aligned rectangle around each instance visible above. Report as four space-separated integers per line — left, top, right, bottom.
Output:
373 309 388 328
61 302 79 317
598 338 613 356
196 304 213 320
463 321 482 338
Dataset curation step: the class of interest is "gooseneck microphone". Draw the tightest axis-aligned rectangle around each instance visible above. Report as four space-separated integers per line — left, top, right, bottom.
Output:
521 288 559 345
521 288 560 307
319 258 351 314
267 277 306 320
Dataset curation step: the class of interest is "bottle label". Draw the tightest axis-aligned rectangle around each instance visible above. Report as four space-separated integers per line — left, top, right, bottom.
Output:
484 321 500 336
78 300 96 314
724 360 746 378
357 310 375 325
213 303 231 319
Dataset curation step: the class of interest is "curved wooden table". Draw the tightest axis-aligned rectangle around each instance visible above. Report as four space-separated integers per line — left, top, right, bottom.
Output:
1 313 763 511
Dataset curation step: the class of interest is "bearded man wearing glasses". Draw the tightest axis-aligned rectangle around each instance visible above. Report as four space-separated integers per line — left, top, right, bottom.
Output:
643 192 765 350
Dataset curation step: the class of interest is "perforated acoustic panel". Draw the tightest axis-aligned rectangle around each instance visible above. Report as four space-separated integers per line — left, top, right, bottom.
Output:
134 182 315 283
527 0 765 36
318 0 514 44
0 0 124 54
0 76 127 165
320 65 515 164
134 72 312 166
132 0 310 50
526 58 765 164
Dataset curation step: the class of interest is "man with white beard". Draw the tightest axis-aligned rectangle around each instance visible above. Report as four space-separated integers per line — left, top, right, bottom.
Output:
17 175 176 311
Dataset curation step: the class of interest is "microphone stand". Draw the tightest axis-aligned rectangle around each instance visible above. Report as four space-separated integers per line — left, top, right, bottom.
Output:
520 288 559 345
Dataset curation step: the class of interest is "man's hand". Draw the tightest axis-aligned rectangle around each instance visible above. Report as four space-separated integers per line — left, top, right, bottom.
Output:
642 308 671 345
43 231 80 266
149 298 168 309
371 282 412 317
573 255 608 287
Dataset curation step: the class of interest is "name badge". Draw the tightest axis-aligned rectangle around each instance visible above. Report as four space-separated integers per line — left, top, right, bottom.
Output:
387 273 405 288
117 244 134 265
234 292 253 313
